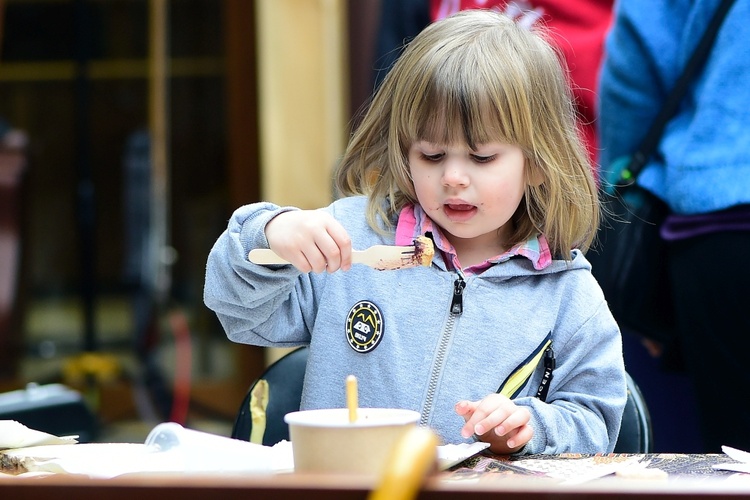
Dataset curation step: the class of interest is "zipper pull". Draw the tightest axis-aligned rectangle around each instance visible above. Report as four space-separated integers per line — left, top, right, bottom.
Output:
450 276 466 315
535 345 555 402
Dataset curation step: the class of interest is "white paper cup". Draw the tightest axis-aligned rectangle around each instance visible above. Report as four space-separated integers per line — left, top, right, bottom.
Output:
284 408 420 476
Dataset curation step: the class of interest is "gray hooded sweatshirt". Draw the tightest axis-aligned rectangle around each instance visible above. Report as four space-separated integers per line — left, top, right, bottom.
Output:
204 196 626 454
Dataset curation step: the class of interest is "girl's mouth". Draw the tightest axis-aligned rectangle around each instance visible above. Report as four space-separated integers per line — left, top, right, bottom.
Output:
443 203 477 222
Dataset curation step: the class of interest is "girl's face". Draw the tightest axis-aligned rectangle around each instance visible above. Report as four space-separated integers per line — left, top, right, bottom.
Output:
408 140 528 260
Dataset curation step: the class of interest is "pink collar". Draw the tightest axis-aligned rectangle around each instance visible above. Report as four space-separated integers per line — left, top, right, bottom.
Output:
395 204 552 273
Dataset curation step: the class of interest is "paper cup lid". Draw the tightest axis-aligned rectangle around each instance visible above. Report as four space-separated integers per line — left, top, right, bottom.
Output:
284 408 420 428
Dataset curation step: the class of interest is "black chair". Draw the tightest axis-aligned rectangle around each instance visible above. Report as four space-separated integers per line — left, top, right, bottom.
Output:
231 346 309 445
232 346 653 453
613 371 653 453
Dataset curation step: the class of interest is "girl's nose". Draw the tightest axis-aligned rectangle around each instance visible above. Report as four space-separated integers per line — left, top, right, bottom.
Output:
441 159 470 187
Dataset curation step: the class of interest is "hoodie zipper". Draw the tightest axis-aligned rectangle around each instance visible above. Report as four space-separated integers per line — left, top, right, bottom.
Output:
450 275 466 314
421 274 466 427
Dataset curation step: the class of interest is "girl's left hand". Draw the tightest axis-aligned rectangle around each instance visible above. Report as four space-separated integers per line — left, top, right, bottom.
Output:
455 394 533 454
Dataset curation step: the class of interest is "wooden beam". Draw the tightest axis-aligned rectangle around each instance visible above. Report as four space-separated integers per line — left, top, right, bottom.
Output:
224 0 260 208
223 0 265 384
148 0 171 301
255 0 348 208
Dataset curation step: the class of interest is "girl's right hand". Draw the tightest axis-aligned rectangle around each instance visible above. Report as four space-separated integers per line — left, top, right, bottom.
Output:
264 209 353 273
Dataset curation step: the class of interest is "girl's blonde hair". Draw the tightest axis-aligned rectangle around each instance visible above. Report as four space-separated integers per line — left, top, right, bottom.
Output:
335 9 599 255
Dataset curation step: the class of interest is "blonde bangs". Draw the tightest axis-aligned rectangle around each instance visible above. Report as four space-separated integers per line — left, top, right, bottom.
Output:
391 22 536 152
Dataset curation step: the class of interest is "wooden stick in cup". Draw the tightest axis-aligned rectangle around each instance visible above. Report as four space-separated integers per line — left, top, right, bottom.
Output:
346 375 358 423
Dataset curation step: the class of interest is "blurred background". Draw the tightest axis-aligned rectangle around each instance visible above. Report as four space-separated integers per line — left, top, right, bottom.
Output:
0 0 385 442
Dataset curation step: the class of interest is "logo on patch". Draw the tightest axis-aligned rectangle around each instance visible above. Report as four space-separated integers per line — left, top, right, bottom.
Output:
346 300 383 352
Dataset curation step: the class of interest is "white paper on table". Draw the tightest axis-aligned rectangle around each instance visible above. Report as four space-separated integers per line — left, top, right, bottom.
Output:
437 442 490 470
1 421 490 478
0 420 78 449
53 442 293 478
713 445 750 473
3 443 153 477
2 440 293 478
1 422 292 478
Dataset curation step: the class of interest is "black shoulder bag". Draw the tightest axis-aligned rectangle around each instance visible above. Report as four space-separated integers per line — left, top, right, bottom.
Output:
590 0 735 348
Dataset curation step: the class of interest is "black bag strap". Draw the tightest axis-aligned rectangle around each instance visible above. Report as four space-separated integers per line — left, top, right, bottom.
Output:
618 0 736 184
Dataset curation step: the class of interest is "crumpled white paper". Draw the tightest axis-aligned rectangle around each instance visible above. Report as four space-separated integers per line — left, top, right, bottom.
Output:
713 446 750 474
0 420 78 449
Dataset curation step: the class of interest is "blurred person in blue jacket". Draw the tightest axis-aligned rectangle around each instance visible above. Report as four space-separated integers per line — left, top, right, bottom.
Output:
598 0 750 452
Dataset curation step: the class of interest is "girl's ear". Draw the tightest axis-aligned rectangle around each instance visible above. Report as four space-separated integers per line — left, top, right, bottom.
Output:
527 161 545 187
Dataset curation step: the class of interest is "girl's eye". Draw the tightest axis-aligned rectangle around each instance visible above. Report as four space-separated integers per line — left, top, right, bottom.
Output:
421 153 444 162
471 154 496 164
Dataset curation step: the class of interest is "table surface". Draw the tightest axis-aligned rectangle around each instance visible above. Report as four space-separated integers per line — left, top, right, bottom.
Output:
2 451 750 499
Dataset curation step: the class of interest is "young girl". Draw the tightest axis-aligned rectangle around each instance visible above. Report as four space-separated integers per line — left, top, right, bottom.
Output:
204 9 626 455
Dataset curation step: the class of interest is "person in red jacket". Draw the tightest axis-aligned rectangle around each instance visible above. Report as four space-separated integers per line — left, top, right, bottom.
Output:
429 1 614 166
